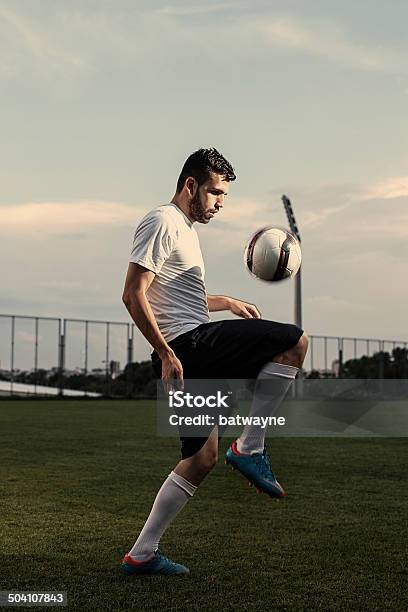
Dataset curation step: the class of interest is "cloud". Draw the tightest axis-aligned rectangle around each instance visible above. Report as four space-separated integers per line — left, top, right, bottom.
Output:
154 3 240 17
3 179 406 255
0 200 145 235
0 4 199 82
0 6 86 75
361 176 408 200
305 295 366 313
264 178 408 238
216 197 272 228
1 178 407 355
38 280 102 295
301 203 351 229
197 176 408 262
257 16 406 74
324 178 408 243
198 197 282 255
1 5 405 89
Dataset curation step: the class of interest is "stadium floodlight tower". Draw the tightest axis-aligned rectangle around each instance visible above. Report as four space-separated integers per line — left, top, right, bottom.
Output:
282 195 302 329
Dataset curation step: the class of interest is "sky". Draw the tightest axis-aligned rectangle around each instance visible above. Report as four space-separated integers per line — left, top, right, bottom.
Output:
1 0 407 368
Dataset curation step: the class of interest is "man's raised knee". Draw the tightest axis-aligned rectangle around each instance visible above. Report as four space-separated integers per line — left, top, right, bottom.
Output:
274 331 308 367
291 331 308 364
297 332 309 356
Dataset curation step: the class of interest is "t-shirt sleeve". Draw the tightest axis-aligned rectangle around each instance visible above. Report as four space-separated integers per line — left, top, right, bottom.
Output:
129 211 178 274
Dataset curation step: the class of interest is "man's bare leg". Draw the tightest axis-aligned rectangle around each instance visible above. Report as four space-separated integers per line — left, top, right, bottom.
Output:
173 426 219 486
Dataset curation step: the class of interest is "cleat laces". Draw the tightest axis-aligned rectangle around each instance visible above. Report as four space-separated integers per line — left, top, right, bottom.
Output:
252 448 276 481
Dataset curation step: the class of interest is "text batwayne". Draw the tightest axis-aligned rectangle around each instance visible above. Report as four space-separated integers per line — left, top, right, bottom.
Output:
169 414 286 428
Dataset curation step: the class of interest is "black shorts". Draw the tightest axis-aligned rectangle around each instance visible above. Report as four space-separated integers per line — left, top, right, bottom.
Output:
152 318 303 458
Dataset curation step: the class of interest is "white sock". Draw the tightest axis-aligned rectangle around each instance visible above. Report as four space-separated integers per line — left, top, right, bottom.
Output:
129 471 197 561
237 362 298 455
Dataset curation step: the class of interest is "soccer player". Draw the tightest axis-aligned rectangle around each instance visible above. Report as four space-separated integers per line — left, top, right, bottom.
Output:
121 148 308 576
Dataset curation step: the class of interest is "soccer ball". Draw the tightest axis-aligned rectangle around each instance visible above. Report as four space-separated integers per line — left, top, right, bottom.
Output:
244 226 302 282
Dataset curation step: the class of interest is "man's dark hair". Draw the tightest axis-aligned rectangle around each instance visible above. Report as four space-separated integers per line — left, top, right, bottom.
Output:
176 148 236 193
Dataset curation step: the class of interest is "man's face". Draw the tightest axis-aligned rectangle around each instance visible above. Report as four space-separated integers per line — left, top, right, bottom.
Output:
188 172 230 224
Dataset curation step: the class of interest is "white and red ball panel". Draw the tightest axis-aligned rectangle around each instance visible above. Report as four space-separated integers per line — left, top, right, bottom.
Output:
244 226 301 282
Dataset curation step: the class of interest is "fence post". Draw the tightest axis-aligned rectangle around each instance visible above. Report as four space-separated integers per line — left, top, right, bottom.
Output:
127 326 133 365
84 321 89 374
379 340 384 379
404 343 408 379
105 322 111 397
126 324 134 398
10 316 15 396
338 338 343 378
58 320 65 396
34 317 39 395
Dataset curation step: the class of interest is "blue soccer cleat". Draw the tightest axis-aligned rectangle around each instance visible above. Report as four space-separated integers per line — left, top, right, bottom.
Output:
225 439 285 499
121 550 189 576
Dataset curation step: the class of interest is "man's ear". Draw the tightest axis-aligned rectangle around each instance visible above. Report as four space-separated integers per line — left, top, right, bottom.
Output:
185 177 197 198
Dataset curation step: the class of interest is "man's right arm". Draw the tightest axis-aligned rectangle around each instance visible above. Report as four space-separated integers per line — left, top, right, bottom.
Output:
122 262 184 390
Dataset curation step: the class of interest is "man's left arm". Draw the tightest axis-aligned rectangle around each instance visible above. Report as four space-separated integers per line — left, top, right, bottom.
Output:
207 294 261 319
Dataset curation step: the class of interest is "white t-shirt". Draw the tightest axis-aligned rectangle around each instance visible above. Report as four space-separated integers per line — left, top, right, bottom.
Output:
129 203 210 342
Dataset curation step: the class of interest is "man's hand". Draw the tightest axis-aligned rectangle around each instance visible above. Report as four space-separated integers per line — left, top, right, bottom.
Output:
160 349 184 394
229 299 261 319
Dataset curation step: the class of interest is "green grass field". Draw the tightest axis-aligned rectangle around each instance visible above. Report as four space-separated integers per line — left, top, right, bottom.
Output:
0 400 407 611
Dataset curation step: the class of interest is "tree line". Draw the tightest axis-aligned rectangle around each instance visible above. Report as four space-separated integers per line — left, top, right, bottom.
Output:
2 347 407 397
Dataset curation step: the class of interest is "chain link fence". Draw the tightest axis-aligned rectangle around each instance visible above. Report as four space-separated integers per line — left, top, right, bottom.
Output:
0 314 407 397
